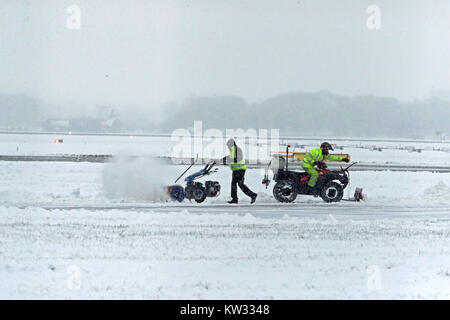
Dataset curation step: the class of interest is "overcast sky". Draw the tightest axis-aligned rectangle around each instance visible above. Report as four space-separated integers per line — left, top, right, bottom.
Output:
1 0 450 110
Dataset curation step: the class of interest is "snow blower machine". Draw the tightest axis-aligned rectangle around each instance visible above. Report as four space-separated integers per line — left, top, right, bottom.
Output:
168 160 221 203
262 145 365 203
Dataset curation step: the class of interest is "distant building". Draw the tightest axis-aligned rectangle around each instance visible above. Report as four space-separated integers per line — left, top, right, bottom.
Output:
42 106 121 133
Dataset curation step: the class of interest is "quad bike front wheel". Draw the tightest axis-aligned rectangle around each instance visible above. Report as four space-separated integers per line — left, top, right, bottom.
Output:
273 180 298 203
320 181 344 203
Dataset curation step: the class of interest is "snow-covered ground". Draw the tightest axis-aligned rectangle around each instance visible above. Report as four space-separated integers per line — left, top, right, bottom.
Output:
1 206 449 299
0 134 449 299
0 160 449 207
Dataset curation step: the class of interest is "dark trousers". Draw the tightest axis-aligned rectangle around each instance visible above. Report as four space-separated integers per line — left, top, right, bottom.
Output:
231 170 256 200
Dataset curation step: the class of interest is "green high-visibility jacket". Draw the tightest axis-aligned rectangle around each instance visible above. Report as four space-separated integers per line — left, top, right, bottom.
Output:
229 145 247 171
302 147 343 166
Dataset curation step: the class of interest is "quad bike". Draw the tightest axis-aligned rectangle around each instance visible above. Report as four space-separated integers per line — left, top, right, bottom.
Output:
168 160 221 203
262 145 365 203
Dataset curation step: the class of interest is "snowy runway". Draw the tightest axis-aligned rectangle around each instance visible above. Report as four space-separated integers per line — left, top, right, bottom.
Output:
0 135 449 299
28 202 450 222
1 206 449 299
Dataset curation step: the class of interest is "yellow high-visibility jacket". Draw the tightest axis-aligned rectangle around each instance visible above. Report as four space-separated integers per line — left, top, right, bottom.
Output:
302 147 343 166
222 145 247 171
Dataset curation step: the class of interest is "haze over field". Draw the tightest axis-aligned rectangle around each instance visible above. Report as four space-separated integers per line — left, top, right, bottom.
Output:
1 0 450 138
1 92 449 139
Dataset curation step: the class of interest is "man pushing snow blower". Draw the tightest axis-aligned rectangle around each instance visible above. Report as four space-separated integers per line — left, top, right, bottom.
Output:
218 139 257 204
301 142 349 196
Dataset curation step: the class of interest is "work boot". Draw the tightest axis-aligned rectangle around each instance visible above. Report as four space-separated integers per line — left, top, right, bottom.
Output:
307 185 320 196
228 199 238 204
250 194 257 204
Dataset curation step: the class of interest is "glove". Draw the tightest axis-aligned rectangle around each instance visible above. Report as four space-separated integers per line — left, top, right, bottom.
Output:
318 162 327 169
342 158 350 163
216 157 226 165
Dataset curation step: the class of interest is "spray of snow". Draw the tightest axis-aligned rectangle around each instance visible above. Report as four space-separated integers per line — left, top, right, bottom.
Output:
102 156 177 202
423 181 450 201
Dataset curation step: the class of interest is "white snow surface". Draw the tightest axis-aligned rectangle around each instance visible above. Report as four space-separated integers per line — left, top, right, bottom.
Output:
0 135 450 299
1 206 449 299
0 160 449 207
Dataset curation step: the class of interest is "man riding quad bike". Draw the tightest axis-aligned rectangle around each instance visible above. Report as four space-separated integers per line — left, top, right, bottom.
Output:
301 142 349 194
263 142 356 203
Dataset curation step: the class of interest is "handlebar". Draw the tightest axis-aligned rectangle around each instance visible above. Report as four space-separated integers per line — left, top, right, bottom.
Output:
202 161 218 175
204 161 216 171
338 162 358 175
342 161 358 171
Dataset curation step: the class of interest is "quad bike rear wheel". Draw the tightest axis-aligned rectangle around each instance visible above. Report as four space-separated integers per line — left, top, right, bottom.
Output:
320 181 343 203
273 180 298 203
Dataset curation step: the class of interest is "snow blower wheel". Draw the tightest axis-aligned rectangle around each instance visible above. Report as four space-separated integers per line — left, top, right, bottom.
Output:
168 185 185 202
192 185 207 203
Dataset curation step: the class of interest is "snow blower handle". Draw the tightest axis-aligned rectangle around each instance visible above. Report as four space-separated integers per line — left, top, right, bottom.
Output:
174 154 198 183
204 161 218 175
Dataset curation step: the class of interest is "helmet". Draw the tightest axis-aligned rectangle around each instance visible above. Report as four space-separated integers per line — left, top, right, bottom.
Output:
226 138 235 148
320 142 334 155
